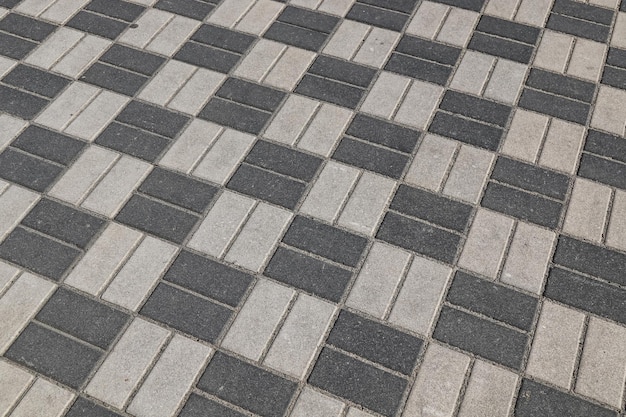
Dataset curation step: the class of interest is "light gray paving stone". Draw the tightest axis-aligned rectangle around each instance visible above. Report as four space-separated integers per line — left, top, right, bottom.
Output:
297 104 352 157
290 387 345 417
500 109 549 163
225 202 293 272
515 0 552 26
10 378 74 417
458 360 518 417
300 161 360 223
40 0 89 24
606 190 626 252
406 1 448 39
500 221 555 294
388 256 452 335
0 115 26 152
52 35 110 78
0 185 39 241
360 72 410 119
264 46 315 91
323 20 369 60
567 39 607 82
65 223 143 295
394 80 444 130
160 119 223 174
533 30 573 73
236 0 284 35
0 7 6 19
86 318 170 409
450 51 494 96
207 0 255 28
128 0 157 5
483 59 527 104
264 293 336 379
222 278 295 361
459 209 514 279
0 179 7 195
0 273 55 354
49 146 119 205
317 0 353 16
81 155 152 217
346 409 376 417
14 0 54 16
234 39 286 82
188 191 256 258
345 242 411 318
167 68 225 115
64 90 130 141
0 56 15 79
576 317 626 408
138 60 196 106
35 82 99 131
24 27 83 69
0 261 20 295
127 335 212 417
264 95 320 145
437 8 479 47
538 119 585 174
484 0 518 19
192 129 256 185
526 301 585 389
591 85 626 136
291 0 322 8
443 145 494 204
118 8 172 49
404 343 471 417
591 0 619 7
353 27 399 68
611 12 626 49
102 236 178 311
405 135 455 192
338 171 396 236
563 178 612 243
145 15 200 56
0 360 33 416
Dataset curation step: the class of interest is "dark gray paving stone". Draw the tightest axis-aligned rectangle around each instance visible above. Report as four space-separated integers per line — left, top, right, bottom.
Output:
429 111 503 151
607 47 626 69
439 91 512 127
602 66 626 90
154 0 215 20
95 122 170 162
0 32 37 59
264 247 352 302
66 398 123 417
584 130 626 164
447 271 538 331
198 352 297 417
116 101 189 138
277 5 339 33
308 348 407 417
545 13 609 43
309 55 377 88
116 195 198 244
327 310 423 375
345 3 409 32
140 283 232 342
491 156 570 200
86 0 145 22
578 153 626 191
245 140 322 182
384 53 452 85
11 126 84 165
376 212 461 264
622 0 626 11
347 114 420 153
164 250 253 307
21 199 106 248
67 11 128 39
4 323 101 389
332 137 409 178
174 42 241 72
0 227 80 280
545 267 626 326
191 24 255 53
390 185 473 232
429 0 485 11
0 85 49 120
468 32 534 64
0 0 21 7
2 64 70 98
433 306 528 370
481 182 563 229
36 288 129 349
227 164 306 209
552 0 614 25
359 0 419 14
476 15 540 44
198 98 271 134
395 35 461 65
216 78 286 112
519 88 590 125
526 68 595 103
99 44 165 76
80 62 148 96
282 216 368 267
138 168 217 213
0 13 55 41
263 21 328 52
515 379 617 417
296 75 365 109
180 394 246 417
0 148 63 192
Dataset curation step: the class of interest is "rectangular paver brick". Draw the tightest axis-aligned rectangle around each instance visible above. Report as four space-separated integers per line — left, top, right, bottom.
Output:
443 144 494 204
394 79 444 129
0 184 39 241
118 8 171 48
24 27 83 69
483 58 527 104
458 360 517 417
167 68 225 115
264 95 319 145
146 15 200 56
234 39 285 82
323 19 369 59
501 109 549 162
291 387 345 417
563 178 612 242
0 360 34 415
533 30 573 73
138 60 196 106
450 51 494 95
539 119 585 174
264 46 316 91
297 103 352 157
192 129 255 185
607 190 626 252
64 90 130 141
35 82 99 131
10 378 74 417
406 1 448 39
405 134 456 191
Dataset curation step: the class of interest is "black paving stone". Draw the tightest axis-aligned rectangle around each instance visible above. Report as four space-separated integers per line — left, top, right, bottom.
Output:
439 90 512 127
174 42 241 72
191 24 256 53
95 122 170 162
0 85 49 119
481 182 563 229
0 13 55 41
607 47 626 69
476 15 540 44
376 212 461 264
198 98 271 134
197 352 298 417
99 44 165 76
578 153 626 191
67 11 128 39
227 164 306 209
433 306 528 370
138 168 218 213
264 247 352 302
295 75 365 109
515 379 617 417
2 64 71 98
0 148 63 192
490 156 570 200
384 53 452 85
263 21 329 52
277 5 339 33
0 32 37 59
180 394 247 417
116 195 199 244
327 310 423 375
602 66 626 90
346 114 420 153
468 32 534 64
390 185 473 232
584 130 626 164
86 0 145 22
332 137 409 178
429 112 503 151
308 348 407 417
164 250 254 307
66 398 124 417
429 0 485 11
5 323 101 389
282 216 368 267
447 271 539 331
36 288 129 349
140 283 232 343
11 126 85 165
519 88 590 125
545 13 609 43
245 140 323 182
116 101 189 138
526 68 596 103
345 3 409 32
552 0 614 25
155 0 215 20
0 0 21 7
309 55 377 88
81 62 148 96
395 35 461 65
216 78 286 112
21 199 106 248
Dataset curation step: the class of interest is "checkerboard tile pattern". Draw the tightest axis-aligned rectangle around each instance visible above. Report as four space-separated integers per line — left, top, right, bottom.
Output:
1 0 626 416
